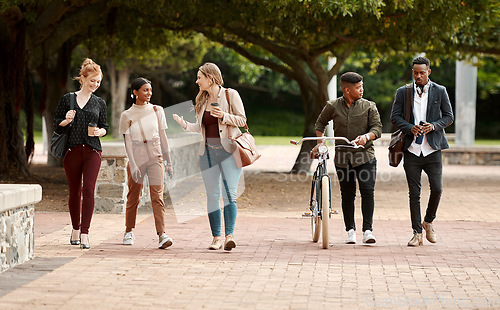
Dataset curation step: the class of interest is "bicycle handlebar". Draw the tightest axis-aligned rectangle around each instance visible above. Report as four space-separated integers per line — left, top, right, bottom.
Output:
290 136 364 149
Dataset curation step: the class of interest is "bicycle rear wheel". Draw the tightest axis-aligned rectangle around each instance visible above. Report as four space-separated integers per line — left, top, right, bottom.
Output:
321 176 330 249
310 179 321 242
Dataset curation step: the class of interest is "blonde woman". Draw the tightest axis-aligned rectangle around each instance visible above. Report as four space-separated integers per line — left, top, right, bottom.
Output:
173 63 246 251
54 58 108 249
119 77 174 249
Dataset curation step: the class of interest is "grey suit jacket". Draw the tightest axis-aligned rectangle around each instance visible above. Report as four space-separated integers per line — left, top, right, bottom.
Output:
390 81 454 151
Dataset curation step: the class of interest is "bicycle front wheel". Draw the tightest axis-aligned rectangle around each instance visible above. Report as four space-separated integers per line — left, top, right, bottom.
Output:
321 176 330 249
310 179 321 242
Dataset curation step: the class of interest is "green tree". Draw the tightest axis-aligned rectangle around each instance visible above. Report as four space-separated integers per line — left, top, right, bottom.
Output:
1 0 498 177
79 9 209 139
146 0 499 172
0 0 115 178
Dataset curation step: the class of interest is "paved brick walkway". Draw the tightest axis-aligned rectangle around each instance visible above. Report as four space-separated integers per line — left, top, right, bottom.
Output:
1 146 499 309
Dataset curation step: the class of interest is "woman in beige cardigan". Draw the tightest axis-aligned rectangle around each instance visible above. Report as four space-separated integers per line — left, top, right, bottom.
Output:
173 62 246 251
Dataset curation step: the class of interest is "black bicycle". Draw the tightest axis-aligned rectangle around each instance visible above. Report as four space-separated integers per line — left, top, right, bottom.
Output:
291 137 363 249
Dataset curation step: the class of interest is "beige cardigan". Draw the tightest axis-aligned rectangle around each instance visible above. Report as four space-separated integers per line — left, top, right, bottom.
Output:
185 87 247 156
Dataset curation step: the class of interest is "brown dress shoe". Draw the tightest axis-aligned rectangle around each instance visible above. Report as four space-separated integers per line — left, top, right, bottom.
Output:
422 221 437 243
224 234 236 251
407 232 423 246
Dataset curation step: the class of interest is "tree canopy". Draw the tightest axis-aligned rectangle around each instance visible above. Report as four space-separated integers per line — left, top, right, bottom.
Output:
0 0 498 177
144 0 498 172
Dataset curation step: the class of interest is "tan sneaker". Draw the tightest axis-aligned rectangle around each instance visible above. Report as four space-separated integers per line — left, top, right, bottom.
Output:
407 232 423 247
209 236 223 250
224 234 236 251
158 233 173 249
422 221 436 243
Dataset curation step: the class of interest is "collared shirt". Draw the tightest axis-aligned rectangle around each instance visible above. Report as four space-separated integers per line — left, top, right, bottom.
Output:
408 81 437 157
315 97 382 168
54 93 108 151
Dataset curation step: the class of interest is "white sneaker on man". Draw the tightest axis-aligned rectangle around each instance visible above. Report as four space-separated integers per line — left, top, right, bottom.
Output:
158 233 173 249
346 229 356 244
363 230 376 244
123 231 134 245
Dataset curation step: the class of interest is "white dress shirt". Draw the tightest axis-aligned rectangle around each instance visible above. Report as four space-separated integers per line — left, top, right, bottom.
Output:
408 81 437 157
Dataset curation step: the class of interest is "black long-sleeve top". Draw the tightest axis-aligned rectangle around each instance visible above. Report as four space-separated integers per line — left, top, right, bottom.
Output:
54 93 109 151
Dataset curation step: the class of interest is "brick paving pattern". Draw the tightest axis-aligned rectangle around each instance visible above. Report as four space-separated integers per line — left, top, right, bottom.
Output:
0 146 499 309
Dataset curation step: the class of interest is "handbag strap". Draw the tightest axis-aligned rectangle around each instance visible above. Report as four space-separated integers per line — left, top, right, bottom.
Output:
404 83 411 122
70 92 75 110
225 88 249 132
136 105 162 143
152 105 161 128
67 92 75 129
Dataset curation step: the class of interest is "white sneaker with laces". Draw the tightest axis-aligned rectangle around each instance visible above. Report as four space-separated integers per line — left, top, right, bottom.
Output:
346 229 356 244
363 230 376 244
158 233 173 249
123 231 134 245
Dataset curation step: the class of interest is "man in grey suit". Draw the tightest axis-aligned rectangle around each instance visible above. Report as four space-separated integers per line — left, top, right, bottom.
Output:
390 56 454 247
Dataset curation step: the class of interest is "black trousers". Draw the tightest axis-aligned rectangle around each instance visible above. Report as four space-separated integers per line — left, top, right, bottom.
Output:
403 150 443 233
335 158 377 232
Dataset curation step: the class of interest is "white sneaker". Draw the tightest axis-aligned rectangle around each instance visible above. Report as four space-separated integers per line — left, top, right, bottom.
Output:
363 230 376 244
123 231 134 245
346 229 356 244
158 233 173 249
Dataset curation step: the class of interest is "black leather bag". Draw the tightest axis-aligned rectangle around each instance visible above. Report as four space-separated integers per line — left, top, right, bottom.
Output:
388 84 411 167
388 129 405 167
50 93 74 159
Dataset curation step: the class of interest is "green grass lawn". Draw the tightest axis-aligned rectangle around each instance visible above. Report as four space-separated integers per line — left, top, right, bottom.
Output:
254 136 500 146
254 136 303 145
28 131 500 146
472 140 500 146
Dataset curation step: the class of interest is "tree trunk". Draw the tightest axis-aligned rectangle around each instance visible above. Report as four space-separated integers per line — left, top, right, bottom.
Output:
0 86 29 179
0 14 30 179
290 83 328 174
289 56 345 174
107 61 130 139
40 42 76 166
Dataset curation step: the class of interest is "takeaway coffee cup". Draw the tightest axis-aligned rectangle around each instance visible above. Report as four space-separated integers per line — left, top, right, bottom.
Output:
88 122 97 136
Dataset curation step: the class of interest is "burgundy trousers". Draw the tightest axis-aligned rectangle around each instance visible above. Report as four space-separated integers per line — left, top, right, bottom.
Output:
63 144 102 234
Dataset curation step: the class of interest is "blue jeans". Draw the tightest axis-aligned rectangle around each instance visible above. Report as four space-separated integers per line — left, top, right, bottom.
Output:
335 158 377 232
199 145 242 237
403 151 442 233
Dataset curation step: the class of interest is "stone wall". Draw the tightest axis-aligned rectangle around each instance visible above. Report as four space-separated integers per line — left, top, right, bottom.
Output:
376 133 500 165
95 133 201 213
95 143 129 213
0 184 42 273
443 146 500 165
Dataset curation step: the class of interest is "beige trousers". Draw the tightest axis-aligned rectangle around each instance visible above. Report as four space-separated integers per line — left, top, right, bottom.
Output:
125 158 166 235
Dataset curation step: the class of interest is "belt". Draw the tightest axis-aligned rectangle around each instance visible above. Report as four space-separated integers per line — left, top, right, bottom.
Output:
205 143 224 150
132 140 150 144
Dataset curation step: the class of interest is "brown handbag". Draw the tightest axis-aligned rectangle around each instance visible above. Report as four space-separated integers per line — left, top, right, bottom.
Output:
225 89 261 168
388 84 412 167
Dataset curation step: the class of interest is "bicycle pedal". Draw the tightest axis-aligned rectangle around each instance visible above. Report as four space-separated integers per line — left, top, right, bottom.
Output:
302 212 312 217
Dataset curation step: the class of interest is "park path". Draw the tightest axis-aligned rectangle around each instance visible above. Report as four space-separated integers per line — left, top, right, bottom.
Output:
0 145 498 309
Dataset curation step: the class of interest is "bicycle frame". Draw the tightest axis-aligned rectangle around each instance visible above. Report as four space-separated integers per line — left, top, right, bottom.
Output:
309 144 331 218
291 136 363 248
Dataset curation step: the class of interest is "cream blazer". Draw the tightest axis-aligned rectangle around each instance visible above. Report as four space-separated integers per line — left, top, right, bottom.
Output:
185 87 247 156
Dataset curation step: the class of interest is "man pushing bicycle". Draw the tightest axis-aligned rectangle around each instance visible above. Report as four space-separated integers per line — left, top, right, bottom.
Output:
313 72 383 244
